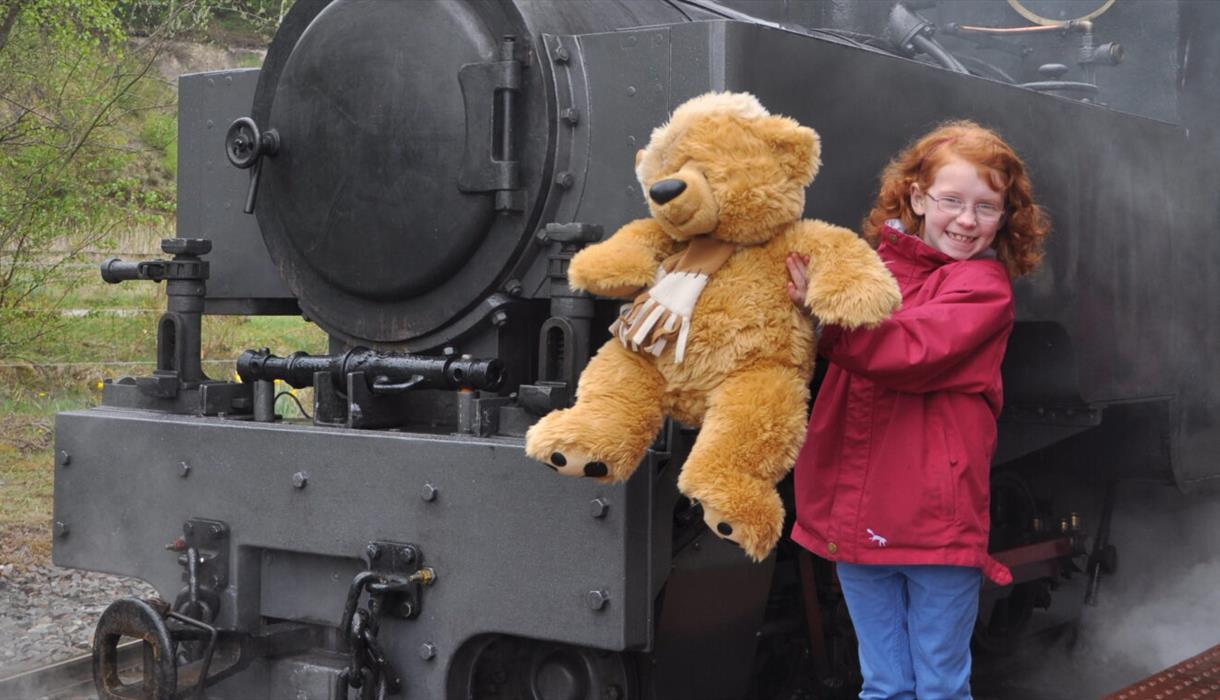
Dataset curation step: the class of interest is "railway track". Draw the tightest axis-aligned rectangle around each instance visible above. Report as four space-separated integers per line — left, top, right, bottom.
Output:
0 642 140 700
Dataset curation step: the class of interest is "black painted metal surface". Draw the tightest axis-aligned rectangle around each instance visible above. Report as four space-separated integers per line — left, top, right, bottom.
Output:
52 409 661 698
177 70 298 316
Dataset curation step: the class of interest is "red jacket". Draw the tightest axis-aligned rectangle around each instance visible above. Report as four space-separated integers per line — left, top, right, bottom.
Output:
790 225 1015 585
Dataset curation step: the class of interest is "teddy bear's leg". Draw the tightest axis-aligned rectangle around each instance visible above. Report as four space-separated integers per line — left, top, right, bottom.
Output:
524 340 666 481
676 363 809 561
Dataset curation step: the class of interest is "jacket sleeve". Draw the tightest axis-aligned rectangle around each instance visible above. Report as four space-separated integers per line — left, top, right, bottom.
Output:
821 264 1013 394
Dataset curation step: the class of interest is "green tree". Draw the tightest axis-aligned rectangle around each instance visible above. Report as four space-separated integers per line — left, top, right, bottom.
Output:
0 0 194 358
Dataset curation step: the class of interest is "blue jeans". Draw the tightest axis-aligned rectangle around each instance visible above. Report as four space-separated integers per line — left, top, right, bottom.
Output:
836 563 981 700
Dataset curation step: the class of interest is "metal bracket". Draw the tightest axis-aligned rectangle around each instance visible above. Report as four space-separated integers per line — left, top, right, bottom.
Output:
363 542 429 620
178 519 230 593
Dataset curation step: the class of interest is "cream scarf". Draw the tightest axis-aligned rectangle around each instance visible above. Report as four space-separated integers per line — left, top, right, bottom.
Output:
609 236 736 363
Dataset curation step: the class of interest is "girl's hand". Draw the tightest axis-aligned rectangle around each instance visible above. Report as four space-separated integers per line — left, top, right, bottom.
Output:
786 253 815 318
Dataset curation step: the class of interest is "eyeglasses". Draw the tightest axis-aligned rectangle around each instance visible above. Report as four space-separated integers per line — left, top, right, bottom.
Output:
923 192 1005 223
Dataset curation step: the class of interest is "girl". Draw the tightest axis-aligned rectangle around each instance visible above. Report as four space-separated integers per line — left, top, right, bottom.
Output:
785 121 1050 700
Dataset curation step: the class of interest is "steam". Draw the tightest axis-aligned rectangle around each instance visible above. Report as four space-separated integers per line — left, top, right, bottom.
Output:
986 482 1220 699
1079 483 1220 679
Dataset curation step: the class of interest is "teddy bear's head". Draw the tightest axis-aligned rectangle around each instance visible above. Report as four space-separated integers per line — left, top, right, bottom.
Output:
634 92 821 245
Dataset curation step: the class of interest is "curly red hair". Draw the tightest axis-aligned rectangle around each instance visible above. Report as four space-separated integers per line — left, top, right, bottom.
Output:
862 120 1050 278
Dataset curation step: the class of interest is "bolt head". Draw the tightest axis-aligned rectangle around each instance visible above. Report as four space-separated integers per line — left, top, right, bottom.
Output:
366 543 382 561
590 498 609 519
400 546 416 564
398 601 414 617
58 450 71 466
553 46 570 63
420 483 439 502
292 471 308 489
587 589 609 611
179 461 191 477
54 521 69 538
419 642 437 660
183 522 195 535
555 171 575 189
490 310 508 327
209 524 223 539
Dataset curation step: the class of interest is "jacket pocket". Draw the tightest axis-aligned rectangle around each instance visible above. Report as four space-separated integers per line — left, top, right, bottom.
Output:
927 413 960 523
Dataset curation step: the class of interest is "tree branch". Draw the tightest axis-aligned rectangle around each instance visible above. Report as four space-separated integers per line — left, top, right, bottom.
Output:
0 0 25 55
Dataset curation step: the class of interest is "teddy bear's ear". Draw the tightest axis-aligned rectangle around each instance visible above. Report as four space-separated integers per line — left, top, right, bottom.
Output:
761 116 821 185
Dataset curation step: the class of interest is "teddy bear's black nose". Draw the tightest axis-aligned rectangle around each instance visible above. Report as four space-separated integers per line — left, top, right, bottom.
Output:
649 179 687 205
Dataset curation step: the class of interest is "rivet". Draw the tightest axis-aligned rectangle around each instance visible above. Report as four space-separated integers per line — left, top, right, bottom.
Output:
420 483 439 502
590 498 609 519
587 589 609 611
59 450 71 466
183 522 195 535
209 524 223 540
560 108 580 126
555 171 575 189
206 119 214 129
419 642 437 660
54 521 70 538
292 471 309 489
366 543 382 561
400 546 416 565
179 461 191 478
626 85 637 96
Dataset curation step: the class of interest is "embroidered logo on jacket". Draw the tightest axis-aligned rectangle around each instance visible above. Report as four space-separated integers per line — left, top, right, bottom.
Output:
866 528 888 547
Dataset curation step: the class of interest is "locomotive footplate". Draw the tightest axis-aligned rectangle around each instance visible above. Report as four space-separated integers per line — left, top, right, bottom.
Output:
1101 643 1220 699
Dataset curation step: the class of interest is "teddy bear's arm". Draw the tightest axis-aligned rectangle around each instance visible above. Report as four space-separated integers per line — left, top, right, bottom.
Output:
567 218 676 298
790 220 902 328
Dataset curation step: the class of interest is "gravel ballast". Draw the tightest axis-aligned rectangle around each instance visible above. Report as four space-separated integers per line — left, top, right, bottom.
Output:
0 561 157 678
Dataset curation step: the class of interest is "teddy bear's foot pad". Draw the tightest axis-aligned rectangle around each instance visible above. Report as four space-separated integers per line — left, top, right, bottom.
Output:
701 501 739 544
545 450 609 478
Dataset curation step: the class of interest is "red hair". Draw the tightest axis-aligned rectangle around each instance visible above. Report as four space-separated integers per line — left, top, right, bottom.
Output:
862 120 1050 278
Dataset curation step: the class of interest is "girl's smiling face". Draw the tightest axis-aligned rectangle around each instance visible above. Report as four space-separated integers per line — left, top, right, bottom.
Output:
910 157 1005 261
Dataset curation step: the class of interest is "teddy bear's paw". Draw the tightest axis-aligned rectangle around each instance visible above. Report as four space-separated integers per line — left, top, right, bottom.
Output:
524 414 626 480
688 485 785 562
541 447 612 479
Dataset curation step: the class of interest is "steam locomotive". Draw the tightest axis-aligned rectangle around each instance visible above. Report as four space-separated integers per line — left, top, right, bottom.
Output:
54 1 1220 698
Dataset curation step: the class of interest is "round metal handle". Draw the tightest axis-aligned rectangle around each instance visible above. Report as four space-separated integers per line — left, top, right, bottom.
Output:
92 597 177 700
225 117 263 169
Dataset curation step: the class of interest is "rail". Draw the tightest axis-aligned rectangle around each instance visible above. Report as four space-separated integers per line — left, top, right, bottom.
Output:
0 641 141 700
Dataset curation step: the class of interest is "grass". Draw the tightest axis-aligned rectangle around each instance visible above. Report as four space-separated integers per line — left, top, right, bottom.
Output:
1 226 326 565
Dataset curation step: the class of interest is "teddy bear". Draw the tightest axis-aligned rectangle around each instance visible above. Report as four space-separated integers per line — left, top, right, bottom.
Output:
525 92 901 561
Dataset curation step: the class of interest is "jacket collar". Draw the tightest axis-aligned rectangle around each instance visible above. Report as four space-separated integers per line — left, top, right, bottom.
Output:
877 223 997 271
877 223 954 271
